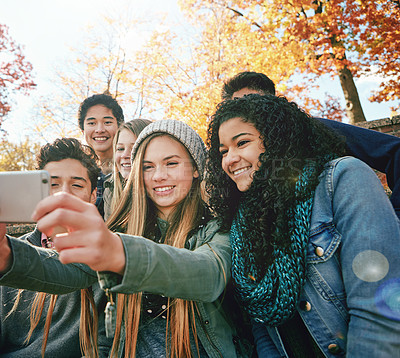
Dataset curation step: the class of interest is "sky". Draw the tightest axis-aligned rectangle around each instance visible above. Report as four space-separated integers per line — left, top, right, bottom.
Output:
0 0 181 143
1 0 398 143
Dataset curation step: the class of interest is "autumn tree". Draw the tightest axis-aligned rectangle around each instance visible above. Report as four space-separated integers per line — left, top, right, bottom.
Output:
0 137 41 171
34 1 400 141
178 0 400 124
32 5 346 141
130 3 345 137
30 13 155 140
0 24 35 132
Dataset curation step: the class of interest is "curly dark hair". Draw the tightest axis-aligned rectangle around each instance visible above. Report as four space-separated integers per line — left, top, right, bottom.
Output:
221 71 276 100
206 94 347 271
78 93 124 130
36 137 100 192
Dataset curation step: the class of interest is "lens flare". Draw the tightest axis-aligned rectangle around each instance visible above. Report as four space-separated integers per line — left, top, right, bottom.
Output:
352 250 389 282
376 279 400 321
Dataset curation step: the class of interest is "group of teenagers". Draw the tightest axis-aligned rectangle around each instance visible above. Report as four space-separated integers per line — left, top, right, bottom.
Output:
1 71 400 358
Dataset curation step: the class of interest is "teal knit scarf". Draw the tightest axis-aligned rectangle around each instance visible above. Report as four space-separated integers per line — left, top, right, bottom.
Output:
230 163 316 326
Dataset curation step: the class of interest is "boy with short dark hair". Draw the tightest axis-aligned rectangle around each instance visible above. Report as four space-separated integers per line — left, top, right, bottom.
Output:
78 93 125 217
0 138 111 357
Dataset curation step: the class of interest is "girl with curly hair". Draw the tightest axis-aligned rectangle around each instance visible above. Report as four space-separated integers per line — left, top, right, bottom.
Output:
206 94 400 357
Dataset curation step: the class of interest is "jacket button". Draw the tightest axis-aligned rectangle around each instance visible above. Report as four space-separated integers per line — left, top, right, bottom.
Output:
299 301 311 311
204 320 209 325
315 246 324 257
328 343 341 354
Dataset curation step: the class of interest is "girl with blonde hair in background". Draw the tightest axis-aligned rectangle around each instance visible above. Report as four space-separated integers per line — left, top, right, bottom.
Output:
103 118 151 219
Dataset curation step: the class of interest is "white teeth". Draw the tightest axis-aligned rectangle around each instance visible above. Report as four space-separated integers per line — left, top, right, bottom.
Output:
94 137 108 142
121 164 131 168
154 186 174 192
233 167 249 175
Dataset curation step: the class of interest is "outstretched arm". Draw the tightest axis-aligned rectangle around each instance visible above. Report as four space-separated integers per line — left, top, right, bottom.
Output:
0 223 97 293
34 192 231 302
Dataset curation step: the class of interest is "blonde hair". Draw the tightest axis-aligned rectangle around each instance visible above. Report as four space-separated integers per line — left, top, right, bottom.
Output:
110 119 152 216
107 133 206 357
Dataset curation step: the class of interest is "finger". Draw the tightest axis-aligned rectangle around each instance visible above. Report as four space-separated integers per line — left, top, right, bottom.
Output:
36 205 102 238
58 246 98 266
0 223 12 273
56 231 126 273
32 192 88 222
0 223 6 239
53 229 101 252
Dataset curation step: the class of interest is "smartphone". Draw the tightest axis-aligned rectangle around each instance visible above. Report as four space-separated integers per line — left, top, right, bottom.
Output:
0 170 51 223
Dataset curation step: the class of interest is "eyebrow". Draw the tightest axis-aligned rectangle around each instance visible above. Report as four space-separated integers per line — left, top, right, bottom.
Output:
143 155 181 163
51 175 87 182
85 115 115 121
219 132 254 147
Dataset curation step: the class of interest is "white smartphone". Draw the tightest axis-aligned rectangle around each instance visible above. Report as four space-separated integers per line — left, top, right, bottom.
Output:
0 170 51 223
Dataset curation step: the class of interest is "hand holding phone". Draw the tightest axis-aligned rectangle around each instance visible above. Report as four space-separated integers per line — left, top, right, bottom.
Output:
0 170 50 223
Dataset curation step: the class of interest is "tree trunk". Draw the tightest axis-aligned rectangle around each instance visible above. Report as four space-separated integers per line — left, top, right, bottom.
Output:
338 65 366 124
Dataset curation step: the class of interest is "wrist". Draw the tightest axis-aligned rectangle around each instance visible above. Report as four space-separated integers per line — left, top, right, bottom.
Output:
111 233 126 275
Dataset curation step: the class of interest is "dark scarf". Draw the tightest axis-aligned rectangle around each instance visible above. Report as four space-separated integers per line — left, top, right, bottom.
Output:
230 163 316 326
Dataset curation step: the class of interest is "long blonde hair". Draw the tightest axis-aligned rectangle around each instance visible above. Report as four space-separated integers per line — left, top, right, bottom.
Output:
110 119 152 215
107 133 206 358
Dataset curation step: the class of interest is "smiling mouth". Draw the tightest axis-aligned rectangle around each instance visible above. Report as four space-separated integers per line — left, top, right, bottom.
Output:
154 185 175 192
93 136 109 142
232 167 250 175
121 163 131 168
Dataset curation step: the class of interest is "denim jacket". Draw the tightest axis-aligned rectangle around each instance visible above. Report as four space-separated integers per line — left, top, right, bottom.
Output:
0 219 250 358
253 157 400 358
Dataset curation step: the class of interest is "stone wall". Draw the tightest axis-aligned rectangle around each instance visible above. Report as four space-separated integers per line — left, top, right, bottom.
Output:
6 223 36 237
355 114 400 137
354 114 400 194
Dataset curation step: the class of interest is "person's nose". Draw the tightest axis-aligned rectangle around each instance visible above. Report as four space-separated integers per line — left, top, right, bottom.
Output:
94 122 105 133
225 149 240 167
152 166 168 181
61 182 73 194
122 147 131 159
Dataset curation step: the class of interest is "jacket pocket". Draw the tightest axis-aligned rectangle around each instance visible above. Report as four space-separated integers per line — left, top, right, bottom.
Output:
305 223 348 320
307 223 341 264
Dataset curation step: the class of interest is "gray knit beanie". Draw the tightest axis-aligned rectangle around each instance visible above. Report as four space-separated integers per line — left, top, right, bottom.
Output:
131 119 206 178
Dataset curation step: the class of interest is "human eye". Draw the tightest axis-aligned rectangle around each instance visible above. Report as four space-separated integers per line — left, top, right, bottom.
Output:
85 120 95 126
116 146 124 152
237 139 250 147
105 119 116 125
143 164 153 171
219 148 228 157
167 161 179 166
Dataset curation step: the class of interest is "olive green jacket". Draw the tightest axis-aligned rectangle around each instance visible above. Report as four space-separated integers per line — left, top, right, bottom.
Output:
1 219 250 357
